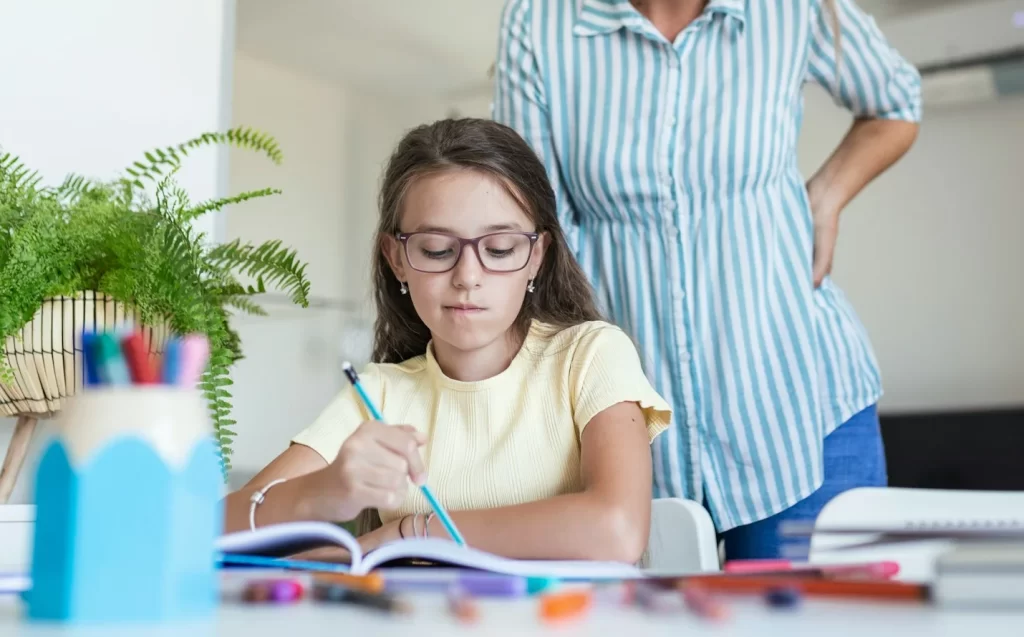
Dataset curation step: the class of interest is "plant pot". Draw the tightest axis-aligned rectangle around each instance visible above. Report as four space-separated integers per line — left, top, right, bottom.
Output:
0 292 169 502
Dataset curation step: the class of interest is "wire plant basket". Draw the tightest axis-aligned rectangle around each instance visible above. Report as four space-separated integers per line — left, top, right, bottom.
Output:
0 291 169 502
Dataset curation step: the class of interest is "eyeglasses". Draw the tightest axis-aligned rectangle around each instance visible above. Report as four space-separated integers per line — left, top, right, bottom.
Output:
396 231 540 274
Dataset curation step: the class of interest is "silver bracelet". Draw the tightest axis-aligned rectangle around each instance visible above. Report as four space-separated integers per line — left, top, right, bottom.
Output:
424 512 435 537
411 512 420 538
248 478 287 531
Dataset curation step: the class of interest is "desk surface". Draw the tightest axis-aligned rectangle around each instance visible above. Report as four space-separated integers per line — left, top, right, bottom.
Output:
3 593 1024 636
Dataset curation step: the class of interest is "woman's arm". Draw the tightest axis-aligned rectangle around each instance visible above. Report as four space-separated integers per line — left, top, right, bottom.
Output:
359 401 653 563
804 0 923 285
806 117 918 285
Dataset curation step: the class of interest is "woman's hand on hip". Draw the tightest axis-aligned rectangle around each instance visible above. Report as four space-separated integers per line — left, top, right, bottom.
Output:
811 205 840 288
807 177 842 288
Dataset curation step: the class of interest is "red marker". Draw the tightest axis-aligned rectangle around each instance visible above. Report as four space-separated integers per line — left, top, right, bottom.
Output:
120 331 159 384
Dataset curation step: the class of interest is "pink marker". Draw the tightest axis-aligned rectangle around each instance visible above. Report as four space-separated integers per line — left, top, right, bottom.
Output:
176 334 210 387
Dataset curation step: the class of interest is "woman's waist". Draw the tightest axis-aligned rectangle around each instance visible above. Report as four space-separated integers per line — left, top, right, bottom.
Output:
573 175 807 228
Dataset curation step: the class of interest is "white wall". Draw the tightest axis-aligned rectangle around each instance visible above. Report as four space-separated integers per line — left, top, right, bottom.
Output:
799 89 1024 413
225 53 350 475
0 0 235 503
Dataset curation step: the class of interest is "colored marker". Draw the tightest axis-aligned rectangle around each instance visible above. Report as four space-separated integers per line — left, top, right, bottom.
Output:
539 590 592 623
342 361 466 547
765 586 802 609
380 570 538 595
81 331 101 386
243 578 304 603
176 334 210 386
314 572 385 594
680 582 729 621
161 337 182 384
662 575 928 602
312 581 411 614
724 559 899 579
447 584 479 624
120 331 159 384
94 333 130 385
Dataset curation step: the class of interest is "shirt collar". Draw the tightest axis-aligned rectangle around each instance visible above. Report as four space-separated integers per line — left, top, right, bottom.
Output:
574 0 747 37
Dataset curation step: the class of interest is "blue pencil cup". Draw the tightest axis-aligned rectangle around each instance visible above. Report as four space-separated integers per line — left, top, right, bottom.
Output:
27 387 223 624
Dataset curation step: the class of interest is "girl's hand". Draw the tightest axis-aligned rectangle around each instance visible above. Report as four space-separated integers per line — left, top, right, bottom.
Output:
313 421 427 522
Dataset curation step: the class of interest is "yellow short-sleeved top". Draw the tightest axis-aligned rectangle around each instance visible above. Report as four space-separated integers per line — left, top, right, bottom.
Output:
291 320 672 524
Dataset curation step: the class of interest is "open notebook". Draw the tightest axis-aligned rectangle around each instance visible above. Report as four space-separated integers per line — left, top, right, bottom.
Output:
217 521 642 579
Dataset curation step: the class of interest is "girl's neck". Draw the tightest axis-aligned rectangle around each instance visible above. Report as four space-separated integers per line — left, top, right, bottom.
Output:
431 327 525 383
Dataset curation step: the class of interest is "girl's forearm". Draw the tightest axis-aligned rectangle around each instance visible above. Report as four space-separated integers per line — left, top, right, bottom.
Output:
222 469 331 534
423 492 648 564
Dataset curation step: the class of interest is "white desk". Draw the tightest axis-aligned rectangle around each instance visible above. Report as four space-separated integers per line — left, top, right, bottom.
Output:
3 593 1024 636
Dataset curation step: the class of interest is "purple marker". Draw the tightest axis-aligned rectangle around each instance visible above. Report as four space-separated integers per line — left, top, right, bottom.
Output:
383 571 527 597
458 573 527 597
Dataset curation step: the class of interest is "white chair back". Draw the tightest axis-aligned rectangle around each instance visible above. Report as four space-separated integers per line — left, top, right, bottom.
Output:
641 497 720 573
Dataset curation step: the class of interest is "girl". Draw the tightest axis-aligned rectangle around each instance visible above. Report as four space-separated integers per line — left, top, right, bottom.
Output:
223 118 672 563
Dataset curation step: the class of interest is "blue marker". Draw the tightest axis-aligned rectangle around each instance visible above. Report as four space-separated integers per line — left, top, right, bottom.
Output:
81 331 101 386
341 362 466 547
162 337 182 384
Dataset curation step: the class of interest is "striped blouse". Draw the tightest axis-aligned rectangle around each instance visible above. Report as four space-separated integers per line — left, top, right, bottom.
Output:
493 0 922 530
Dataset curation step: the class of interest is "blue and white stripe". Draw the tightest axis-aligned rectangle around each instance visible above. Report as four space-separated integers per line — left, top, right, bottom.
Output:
493 0 921 530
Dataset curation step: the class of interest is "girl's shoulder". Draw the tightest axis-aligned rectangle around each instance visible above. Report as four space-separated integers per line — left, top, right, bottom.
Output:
526 320 638 361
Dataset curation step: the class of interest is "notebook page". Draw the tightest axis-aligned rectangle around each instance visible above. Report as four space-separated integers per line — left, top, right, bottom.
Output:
217 521 364 571
358 538 642 579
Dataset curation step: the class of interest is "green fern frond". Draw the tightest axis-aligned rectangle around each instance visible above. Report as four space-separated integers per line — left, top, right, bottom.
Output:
0 152 42 193
181 187 281 222
207 239 311 308
125 127 283 186
222 295 268 317
52 174 96 203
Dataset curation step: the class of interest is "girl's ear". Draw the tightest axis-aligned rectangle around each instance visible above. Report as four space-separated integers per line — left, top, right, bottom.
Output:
528 232 550 279
382 234 408 282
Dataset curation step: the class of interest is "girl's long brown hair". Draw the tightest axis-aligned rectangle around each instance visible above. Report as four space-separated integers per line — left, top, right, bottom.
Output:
370 117 602 365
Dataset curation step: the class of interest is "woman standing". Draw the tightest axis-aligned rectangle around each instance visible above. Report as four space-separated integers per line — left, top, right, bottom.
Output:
493 0 921 559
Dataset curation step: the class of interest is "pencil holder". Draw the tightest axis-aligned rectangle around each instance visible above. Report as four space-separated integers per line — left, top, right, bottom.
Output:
26 387 223 624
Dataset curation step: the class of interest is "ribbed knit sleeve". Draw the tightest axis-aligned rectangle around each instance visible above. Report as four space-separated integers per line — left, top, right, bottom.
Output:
568 325 672 442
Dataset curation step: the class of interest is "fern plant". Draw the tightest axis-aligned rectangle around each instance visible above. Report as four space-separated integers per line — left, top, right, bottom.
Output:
0 128 311 476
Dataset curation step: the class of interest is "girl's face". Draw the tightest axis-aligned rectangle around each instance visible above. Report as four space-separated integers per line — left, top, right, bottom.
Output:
384 169 547 360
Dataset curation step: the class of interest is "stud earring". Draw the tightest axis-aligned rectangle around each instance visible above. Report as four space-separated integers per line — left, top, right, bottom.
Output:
527 279 535 294
399 281 408 295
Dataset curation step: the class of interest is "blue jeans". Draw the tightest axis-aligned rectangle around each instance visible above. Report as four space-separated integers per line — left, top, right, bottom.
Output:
717 404 888 560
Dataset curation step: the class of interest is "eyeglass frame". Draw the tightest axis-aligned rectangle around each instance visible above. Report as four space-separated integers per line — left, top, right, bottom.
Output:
395 230 541 274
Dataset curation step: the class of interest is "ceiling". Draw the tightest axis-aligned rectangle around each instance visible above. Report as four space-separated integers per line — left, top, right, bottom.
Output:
236 0 971 99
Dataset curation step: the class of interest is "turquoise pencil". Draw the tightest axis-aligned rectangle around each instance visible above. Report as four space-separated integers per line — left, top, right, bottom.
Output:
341 362 466 547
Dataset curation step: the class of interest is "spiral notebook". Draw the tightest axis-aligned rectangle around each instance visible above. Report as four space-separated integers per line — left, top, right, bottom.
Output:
217 521 642 579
